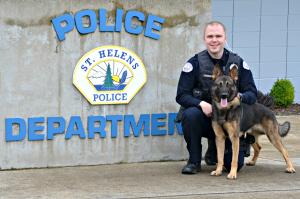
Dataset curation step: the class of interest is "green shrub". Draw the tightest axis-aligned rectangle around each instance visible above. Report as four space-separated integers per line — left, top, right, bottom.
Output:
270 79 294 107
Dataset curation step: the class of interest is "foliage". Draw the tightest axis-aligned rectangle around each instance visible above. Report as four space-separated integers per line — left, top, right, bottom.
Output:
270 79 294 107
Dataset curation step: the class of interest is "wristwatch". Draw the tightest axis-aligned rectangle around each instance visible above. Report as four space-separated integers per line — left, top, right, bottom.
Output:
239 93 243 102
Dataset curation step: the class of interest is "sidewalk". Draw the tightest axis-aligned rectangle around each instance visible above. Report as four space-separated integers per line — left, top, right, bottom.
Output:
1 115 299 199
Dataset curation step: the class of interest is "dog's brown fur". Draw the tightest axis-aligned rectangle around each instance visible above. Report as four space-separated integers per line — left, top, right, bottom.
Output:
210 64 295 180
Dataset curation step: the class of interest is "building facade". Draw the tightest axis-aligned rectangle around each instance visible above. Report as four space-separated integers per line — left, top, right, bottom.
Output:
213 0 300 102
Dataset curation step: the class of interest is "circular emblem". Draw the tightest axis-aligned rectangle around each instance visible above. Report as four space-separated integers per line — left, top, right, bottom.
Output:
182 63 193 73
73 45 147 104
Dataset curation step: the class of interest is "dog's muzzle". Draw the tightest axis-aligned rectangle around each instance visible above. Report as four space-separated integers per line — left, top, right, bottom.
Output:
221 93 228 99
220 93 228 108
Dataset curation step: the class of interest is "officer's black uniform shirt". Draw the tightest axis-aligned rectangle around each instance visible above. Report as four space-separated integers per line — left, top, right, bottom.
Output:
209 49 228 68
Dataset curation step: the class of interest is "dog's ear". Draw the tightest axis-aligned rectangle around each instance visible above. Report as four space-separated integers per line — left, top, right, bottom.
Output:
212 64 223 80
229 64 238 81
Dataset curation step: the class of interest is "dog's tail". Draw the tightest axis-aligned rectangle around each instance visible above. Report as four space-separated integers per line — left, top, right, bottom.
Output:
279 121 291 137
257 91 290 137
257 90 274 108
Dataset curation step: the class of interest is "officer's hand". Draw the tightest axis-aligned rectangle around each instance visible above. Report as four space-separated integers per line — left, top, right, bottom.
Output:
199 101 212 117
231 96 241 107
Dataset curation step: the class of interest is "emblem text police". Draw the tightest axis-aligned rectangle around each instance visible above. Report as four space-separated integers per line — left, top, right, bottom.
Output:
51 8 165 41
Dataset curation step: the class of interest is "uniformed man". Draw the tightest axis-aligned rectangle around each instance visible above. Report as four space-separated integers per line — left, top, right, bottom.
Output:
176 21 257 174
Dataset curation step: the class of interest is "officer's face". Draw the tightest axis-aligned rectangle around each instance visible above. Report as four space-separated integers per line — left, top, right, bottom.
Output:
204 24 226 58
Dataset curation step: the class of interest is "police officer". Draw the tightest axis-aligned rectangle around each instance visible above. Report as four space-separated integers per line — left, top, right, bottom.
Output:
176 21 257 174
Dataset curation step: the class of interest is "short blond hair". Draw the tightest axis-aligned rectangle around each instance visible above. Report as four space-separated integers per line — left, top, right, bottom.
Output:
204 21 226 36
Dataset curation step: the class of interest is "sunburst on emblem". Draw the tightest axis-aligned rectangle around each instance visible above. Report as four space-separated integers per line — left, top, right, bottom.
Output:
87 60 133 91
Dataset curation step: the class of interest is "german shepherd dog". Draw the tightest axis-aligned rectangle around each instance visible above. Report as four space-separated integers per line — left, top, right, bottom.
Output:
210 64 296 180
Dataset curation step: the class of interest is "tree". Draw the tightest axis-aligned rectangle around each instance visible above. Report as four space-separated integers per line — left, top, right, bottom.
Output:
103 64 114 89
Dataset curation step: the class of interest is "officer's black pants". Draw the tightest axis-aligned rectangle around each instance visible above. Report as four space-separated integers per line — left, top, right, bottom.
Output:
181 106 215 163
181 106 244 171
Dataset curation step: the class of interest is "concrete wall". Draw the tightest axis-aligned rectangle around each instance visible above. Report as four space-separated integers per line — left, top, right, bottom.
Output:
212 0 300 103
0 0 211 169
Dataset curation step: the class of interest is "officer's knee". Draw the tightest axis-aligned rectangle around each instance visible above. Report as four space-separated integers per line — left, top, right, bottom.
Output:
182 107 204 123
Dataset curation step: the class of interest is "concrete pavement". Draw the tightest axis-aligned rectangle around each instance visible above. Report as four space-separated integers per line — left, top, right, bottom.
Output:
1 115 300 199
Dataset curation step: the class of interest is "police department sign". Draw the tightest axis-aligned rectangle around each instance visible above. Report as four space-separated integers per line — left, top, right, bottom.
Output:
73 45 147 104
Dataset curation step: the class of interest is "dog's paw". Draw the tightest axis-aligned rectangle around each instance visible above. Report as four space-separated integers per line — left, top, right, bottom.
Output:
210 170 222 176
285 167 296 173
227 172 237 180
246 161 256 166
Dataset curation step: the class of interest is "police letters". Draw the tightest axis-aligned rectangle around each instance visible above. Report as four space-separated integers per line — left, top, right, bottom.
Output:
51 8 165 41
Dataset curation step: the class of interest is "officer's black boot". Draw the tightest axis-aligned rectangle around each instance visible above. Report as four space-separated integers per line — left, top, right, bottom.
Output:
204 139 217 166
182 160 201 174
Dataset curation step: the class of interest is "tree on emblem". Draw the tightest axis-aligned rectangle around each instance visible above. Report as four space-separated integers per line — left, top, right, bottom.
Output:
104 64 114 89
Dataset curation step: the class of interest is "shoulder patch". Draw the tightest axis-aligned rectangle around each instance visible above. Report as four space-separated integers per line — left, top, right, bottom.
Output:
182 62 193 73
243 61 250 70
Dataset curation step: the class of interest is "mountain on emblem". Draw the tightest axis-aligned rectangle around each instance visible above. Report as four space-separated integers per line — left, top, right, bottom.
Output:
88 61 133 91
